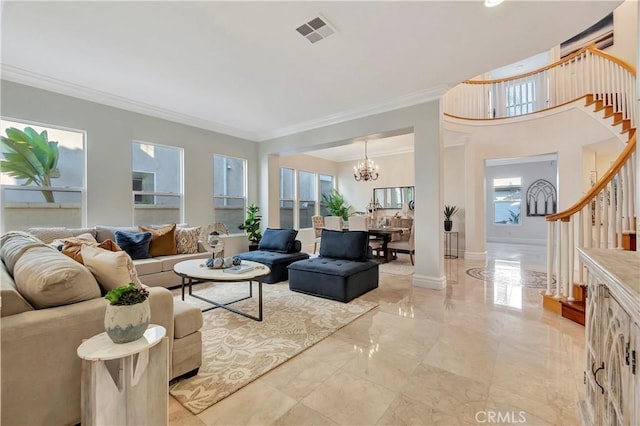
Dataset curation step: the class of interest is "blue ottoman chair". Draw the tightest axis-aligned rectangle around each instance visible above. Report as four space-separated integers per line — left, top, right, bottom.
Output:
236 228 309 284
288 229 378 302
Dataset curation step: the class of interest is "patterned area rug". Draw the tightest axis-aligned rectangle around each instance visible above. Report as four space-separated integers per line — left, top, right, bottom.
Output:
465 267 555 288
169 281 377 414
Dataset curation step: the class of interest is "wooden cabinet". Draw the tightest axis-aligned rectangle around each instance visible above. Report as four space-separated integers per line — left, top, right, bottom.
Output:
578 249 640 426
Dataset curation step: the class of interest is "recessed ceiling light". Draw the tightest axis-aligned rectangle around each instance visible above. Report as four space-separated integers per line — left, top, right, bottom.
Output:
484 0 505 7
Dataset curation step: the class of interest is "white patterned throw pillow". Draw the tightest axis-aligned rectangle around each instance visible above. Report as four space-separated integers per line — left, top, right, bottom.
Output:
175 226 201 254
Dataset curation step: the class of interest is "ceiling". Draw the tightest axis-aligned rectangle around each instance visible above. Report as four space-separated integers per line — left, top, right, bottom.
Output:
1 1 619 143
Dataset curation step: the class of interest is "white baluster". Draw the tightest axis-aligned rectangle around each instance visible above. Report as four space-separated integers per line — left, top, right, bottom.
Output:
585 201 593 249
595 193 602 247
603 185 609 248
555 220 562 298
561 220 569 296
616 171 623 248
568 217 575 301
578 209 585 284
546 221 555 295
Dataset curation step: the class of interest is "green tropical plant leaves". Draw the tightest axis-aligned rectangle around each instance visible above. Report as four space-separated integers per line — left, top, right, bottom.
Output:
443 205 459 220
321 188 354 221
239 203 262 244
1 126 60 202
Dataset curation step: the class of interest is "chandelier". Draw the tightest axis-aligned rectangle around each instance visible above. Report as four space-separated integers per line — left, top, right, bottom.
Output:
353 140 379 182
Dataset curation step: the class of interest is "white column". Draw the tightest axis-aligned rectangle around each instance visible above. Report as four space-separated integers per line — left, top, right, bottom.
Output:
412 99 446 290
462 141 487 261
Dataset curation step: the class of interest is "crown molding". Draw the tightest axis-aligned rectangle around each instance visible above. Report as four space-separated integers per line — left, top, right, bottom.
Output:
2 64 449 144
1 64 261 141
256 84 450 141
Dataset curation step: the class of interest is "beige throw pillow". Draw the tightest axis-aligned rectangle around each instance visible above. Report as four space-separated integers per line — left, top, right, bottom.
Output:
81 245 142 292
175 226 201 254
13 245 101 309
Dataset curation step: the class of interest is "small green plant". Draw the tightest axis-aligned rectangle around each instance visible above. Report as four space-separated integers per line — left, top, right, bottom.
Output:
321 188 354 221
105 283 149 306
239 203 262 244
507 210 521 224
443 205 459 221
0 127 61 202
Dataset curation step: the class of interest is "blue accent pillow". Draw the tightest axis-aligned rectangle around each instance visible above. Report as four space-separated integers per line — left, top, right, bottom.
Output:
258 228 298 253
115 230 152 260
319 229 369 261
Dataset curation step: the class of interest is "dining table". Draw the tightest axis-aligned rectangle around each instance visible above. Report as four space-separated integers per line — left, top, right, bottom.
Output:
366 227 405 263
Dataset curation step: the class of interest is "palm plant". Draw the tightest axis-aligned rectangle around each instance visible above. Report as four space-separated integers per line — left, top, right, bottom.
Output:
321 188 354 221
0 127 60 202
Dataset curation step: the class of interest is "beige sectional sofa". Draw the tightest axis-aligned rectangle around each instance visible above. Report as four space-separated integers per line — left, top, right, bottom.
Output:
28 225 212 288
0 231 204 426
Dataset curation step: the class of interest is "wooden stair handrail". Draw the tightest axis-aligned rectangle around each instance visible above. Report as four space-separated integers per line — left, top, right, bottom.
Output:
462 44 636 85
546 132 636 222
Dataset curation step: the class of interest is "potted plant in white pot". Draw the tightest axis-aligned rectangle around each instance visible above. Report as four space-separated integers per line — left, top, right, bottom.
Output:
443 205 459 231
104 283 150 344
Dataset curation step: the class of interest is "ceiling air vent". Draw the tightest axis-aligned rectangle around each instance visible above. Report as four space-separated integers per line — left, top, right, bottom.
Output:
296 16 335 44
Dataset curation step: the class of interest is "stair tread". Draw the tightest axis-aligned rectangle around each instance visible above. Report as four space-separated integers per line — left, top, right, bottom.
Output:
560 300 585 312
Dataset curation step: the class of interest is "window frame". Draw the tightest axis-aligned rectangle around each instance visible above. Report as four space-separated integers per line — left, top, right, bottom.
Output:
0 116 87 231
297 169 317 230
213 154 247 235
279 167 295 229
318 174 335 217
493 176 522 226
131 140 184 226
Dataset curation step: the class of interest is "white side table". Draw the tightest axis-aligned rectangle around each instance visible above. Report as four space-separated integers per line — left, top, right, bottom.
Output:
77 324 168 426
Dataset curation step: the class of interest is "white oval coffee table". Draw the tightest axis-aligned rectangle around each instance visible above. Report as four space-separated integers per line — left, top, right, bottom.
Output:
173 259 270 321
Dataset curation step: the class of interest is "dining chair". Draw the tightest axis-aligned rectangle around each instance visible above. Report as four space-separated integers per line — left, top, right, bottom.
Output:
311 215 324 254
348 216 382 255
324 216 343 231
387 223 415 265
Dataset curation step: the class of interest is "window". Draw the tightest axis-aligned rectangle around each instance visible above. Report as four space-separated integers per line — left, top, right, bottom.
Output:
493 177 521 225
280 168 294 229
319 174 334 216
505 81 535 117
132 142 182 226
213 155 246 231
1 118 85 231
132 171 155 204
298 171 316 229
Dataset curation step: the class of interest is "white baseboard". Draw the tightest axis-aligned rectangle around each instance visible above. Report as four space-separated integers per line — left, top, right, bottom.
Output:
487 237 546 245
464 251 487 261
413 274 446 290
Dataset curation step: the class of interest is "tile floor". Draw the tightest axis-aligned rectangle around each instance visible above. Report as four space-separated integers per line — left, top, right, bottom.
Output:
170 243 585 425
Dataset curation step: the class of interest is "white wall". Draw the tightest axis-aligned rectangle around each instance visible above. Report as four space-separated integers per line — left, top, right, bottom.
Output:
485 159 557 245
605 0 638 67
276 153 340 247
1 80 259 232
444 145 466 255
337 151 415 214
446 105 621 257
259 101 446 289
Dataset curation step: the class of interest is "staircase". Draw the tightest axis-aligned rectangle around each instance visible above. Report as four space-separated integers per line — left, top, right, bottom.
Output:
443 44 637 326
544 91 636 325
